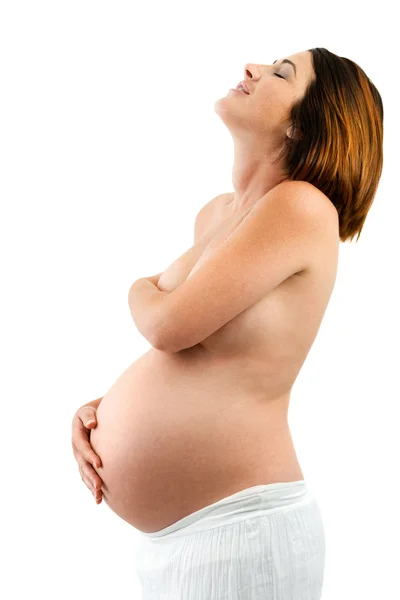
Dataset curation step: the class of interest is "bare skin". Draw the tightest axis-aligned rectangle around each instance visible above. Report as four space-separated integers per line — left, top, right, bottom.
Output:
84 49 338 532
213 50 316 211
71 399 104 503
89 185 339 533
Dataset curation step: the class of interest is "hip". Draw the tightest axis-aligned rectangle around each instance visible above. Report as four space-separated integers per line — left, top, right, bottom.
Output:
134 479 326 600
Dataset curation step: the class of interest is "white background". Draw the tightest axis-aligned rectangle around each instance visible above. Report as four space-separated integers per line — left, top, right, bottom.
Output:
1 1 398 598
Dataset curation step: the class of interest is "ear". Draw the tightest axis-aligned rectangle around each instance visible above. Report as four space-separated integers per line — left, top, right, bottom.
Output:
287 125 303 140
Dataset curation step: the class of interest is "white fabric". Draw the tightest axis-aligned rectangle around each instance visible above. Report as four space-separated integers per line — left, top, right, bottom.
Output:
134 480 326 599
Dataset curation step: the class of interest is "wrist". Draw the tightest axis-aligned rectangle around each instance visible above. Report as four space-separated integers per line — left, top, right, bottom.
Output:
82 397 103 410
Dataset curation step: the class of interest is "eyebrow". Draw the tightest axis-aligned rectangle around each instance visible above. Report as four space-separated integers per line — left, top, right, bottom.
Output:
273 59 297 77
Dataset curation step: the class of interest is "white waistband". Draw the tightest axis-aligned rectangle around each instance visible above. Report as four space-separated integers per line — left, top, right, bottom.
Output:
140 480 315 541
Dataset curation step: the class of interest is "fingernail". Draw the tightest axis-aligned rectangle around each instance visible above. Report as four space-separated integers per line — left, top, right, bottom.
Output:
87 420 95 426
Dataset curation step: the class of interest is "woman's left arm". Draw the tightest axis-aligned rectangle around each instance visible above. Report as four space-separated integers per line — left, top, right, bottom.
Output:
128 274 168 346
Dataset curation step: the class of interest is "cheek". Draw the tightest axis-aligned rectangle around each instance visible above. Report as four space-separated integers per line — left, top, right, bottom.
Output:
257 83 287 108
257 91 290 120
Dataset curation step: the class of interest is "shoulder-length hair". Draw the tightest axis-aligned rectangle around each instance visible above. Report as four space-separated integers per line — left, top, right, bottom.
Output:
275 48 384 243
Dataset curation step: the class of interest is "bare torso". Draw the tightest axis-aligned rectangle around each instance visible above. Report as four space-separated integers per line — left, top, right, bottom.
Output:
90 186 339 533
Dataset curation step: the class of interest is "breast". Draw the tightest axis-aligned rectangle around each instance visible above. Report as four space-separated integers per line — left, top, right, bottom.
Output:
187 204 254 278
90 192 339 532
191 233 339 396
157 202 252 294
161 196 339 394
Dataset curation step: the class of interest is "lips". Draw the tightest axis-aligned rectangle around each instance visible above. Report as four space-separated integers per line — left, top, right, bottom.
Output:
236 81 250 94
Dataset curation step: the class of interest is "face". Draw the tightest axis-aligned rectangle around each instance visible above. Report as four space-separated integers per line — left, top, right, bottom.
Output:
215 50 316 141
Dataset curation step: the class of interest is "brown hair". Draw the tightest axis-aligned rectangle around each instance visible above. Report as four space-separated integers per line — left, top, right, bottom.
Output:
275 48 384 243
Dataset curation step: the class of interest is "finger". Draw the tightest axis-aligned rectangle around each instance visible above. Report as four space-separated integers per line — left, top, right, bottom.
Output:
78 461 103 499
83 471 103 502
73 448 104 492
71 419 102 468
78 407 98 428
72 405 97 432
88 466 104 494
76 409 102 468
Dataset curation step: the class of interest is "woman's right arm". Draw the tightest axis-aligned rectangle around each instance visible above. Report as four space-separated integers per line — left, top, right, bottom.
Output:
157 193 228 292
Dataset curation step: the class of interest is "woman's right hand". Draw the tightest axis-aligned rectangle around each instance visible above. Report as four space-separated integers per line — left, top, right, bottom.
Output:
71 405 104 504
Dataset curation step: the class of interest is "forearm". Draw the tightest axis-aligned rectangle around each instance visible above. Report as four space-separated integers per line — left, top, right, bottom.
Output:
128 277 168 345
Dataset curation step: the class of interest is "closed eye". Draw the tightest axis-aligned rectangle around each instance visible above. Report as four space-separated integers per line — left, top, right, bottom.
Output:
274 73 285 79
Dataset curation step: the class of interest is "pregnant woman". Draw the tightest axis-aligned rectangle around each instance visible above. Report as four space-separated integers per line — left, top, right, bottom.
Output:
71 48 383 599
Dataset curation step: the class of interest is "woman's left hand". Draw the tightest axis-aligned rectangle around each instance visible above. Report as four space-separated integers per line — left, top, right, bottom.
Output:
146 272 163 286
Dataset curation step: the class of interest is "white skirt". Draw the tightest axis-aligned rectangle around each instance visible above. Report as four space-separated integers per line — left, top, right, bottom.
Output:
134 480 326 600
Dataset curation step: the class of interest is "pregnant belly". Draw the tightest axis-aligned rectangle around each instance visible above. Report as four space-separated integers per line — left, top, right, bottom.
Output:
89 347 296 533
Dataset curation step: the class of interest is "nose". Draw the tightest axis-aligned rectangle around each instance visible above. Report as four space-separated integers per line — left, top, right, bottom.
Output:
244 63 272 81
243 63 256 81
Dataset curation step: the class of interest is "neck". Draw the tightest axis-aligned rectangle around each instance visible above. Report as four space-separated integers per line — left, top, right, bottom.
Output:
230 137 289 212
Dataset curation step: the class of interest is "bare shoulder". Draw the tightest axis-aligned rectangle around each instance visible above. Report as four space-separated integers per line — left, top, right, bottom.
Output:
194 192 232 242
275 180 338 230
275 180 339 271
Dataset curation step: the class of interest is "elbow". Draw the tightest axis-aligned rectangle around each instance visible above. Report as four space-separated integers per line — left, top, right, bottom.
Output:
151 332 169 351
150 325 186 353
151 332 179 353
150 312 200 353
146 323 166 351
149 322 172 352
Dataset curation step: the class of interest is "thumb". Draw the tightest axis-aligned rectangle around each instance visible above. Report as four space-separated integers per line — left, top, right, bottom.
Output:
81 407 97 428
